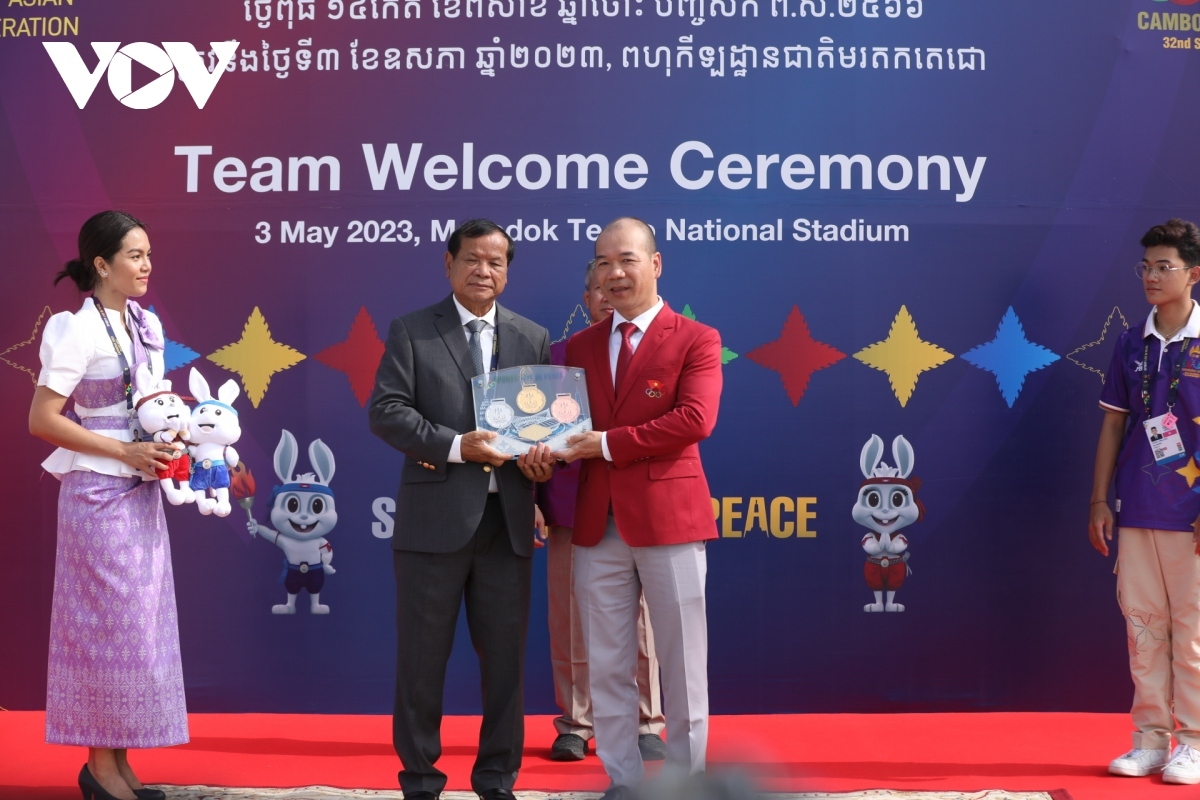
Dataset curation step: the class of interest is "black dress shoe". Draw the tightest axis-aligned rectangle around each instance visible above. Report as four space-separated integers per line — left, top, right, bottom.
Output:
638 732 666 761
78 765 128 800
134 789 166 800
402 792 440 800
477 789 517 800
550 732 588 761
600 785 637 800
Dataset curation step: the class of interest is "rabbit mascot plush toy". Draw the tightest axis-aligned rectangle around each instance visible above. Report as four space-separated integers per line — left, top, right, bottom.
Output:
853 434 925 613
132 362 195 506
246 429 338 615
187 367 242 517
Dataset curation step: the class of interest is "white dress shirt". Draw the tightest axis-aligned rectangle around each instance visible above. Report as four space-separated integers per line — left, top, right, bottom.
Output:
600 297 665 462
447 295 499 491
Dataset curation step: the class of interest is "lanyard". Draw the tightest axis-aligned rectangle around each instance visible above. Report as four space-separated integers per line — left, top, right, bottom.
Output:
490 325 499 372
94 301 147 441
477 321 499 374
1142 335 1191 418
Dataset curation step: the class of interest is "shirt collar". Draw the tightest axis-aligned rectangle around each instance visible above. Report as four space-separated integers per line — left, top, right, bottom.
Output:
452 295 498 329
611 297 665 335
1144 300 1200 342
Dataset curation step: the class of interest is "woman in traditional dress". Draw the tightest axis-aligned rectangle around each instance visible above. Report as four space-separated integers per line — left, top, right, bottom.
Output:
28 211 189 800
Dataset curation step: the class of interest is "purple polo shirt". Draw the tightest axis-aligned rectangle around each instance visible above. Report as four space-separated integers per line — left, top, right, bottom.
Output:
1100 302 1200 532
536 339 581 528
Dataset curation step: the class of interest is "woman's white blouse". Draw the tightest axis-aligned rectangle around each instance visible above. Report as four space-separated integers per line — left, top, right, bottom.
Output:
38 297 166 480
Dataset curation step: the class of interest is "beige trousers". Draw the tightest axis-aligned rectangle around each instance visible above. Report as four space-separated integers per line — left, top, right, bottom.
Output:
547 525 665 740
573 518 708 788
1117 527 1200 751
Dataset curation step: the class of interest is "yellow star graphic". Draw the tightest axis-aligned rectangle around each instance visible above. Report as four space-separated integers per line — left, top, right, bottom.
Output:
1178 457 1200 489
854 306 954 407
0 306 54 385
207 307 306 407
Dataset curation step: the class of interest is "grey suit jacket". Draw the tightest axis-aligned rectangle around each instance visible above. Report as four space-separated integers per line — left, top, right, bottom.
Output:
368 294 551 556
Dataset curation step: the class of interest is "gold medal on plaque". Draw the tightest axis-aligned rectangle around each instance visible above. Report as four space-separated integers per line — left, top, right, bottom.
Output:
550 393 581 424
516 366 547 413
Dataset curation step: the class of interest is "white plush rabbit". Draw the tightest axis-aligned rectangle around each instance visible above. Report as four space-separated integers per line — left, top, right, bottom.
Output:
132 362 194 506
246 430 338 615
852 434 924 613
187 367 242 516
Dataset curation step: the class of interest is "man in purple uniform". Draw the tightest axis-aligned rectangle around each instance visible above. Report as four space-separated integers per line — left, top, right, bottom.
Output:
1091 219 1200 785
538 260 666 762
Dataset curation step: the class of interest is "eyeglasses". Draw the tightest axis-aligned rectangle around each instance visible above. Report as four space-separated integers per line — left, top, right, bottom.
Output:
1136 263 1194 279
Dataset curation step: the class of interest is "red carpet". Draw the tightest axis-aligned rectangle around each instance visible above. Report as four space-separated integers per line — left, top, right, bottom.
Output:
0 711 1179 800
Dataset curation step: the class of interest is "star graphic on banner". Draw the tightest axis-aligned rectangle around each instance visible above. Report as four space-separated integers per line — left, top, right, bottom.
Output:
555 304 591 344
207 307 306 408
0 305 52 385
960 307 1061 407
681 304 738 364
148 306 201 374
1177 457 1200 489
314 307 385 407
1067 307 1129 382
746 306 844 406
853 306 953 408
1143 460 1177 486
164 338 201 374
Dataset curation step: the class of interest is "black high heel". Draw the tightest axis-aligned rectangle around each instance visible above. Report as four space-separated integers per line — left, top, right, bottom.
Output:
133 789 166 800
78 765 129 800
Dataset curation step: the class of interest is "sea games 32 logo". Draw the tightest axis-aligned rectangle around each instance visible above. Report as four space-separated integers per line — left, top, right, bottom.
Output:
43 41 238 109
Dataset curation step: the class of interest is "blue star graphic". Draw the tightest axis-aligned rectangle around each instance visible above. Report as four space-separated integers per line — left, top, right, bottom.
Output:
961 307 1060 407
164 338 200 373
148 306 200 373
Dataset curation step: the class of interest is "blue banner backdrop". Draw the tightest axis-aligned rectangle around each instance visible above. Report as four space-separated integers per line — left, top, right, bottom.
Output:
1 0 1195 715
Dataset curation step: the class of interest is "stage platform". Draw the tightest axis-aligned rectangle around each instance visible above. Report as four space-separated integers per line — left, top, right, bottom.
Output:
0 712 1180 800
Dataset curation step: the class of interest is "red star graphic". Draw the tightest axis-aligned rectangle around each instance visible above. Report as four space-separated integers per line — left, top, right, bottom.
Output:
746 306 845 406
314 307 385 406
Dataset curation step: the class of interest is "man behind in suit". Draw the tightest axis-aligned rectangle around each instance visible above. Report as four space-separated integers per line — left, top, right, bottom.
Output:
557 218 723 799
368 219 555 800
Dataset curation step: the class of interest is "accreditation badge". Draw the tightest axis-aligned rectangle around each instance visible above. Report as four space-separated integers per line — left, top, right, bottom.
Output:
1145 412 1187 465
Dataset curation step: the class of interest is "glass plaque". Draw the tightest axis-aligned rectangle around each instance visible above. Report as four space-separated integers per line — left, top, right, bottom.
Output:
473 365 592 456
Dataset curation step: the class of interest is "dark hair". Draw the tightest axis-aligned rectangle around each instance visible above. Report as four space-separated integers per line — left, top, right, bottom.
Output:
54 210 146 292
1141 218 1200 267
447 219 514 264
601 216 657 254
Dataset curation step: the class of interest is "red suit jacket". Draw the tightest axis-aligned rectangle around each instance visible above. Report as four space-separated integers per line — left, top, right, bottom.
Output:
565 303 722 547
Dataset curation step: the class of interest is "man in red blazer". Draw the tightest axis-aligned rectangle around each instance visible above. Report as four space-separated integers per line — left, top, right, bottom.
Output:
557 217 722 799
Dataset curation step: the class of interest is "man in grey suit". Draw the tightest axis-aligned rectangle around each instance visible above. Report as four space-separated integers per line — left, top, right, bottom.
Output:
368 219 555 800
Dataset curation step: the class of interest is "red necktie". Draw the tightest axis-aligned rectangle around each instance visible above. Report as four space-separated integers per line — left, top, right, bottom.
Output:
615 321 637 388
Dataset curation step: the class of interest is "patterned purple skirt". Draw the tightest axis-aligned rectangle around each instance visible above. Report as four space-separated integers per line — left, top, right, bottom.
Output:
45 471 189 748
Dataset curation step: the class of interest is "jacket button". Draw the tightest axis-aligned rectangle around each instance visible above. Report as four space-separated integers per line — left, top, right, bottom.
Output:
483 465 492 473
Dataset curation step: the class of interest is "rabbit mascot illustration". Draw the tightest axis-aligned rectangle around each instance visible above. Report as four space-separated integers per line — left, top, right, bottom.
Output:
853 434 925 613
187 367 242 516
132 362 195 506
246 430 338 615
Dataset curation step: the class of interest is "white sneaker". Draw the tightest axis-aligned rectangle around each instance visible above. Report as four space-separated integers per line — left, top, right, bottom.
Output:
1109 748 1168 777
1164 744 1200 784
